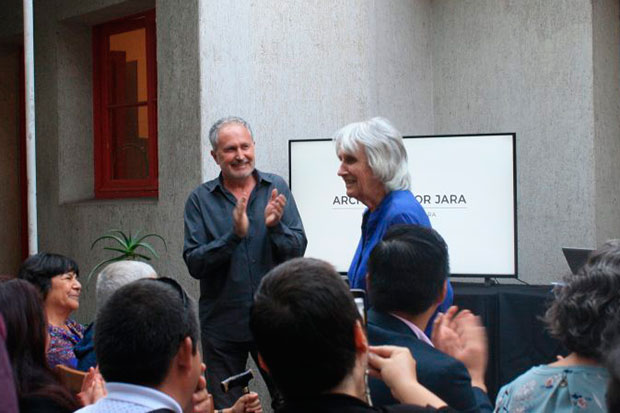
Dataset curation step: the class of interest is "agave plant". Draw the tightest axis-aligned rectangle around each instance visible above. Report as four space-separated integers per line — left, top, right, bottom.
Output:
87 229 167 282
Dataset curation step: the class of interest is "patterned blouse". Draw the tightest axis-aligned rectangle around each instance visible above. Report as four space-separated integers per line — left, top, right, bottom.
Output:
47 318 84 369
494 365 609 413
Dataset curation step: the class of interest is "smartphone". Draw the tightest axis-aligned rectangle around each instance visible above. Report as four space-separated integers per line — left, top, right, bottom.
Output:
351 288 372 406
350 288 367 327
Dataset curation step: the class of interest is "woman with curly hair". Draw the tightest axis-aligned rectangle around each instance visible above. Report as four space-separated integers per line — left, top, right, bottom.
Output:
494 241 620 412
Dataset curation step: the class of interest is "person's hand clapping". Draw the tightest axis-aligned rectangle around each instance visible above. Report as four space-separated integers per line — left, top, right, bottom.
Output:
77 366 107 406
431 306 462 355
233 194 249 237
264 189 286 227
432 306 488 392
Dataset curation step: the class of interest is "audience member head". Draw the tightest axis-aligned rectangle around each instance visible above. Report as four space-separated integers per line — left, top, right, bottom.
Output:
333 116 410 192
250 257 363 400
368 224 449 316
0 279 78 410
96 260 157 309
544 239 620 361
208 116 253 149
95 277 201 408
18 252 81 330
18 252 79 299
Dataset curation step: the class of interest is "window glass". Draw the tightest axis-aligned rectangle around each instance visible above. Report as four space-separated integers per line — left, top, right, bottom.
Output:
108 28 147 105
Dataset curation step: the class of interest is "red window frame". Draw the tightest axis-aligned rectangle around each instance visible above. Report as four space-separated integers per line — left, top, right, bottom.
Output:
93 10 158 198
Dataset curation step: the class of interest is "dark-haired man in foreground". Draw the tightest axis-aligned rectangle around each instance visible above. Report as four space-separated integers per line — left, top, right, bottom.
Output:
250 257 451 412
366 224 492 412
76 278 203 412
76 278 261 413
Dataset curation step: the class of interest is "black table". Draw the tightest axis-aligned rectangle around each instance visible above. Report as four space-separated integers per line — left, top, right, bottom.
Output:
452 282 566 401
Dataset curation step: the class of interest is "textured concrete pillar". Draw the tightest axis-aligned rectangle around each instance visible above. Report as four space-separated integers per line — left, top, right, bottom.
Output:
431 0 620 283
593 0 620 244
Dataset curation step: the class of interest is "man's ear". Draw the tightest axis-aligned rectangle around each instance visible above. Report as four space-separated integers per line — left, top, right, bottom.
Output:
435 280 448 305
257 353 270 374
353 320 368 354
175 336 194 371
210 150 218 164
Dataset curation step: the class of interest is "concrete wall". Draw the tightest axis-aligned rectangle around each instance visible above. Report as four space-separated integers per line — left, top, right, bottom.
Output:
592 0 620 245
198 0 433 181
431 0 601 284
0 46 22 275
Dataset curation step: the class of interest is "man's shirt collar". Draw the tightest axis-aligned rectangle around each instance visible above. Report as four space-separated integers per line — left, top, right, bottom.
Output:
97 382 183 412
389 312 434 347
205 169 272 193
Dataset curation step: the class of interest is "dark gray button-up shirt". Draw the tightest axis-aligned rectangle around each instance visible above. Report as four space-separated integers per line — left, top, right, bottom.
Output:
183 170 307 342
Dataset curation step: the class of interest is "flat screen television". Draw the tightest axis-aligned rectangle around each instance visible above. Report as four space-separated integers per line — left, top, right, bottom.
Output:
289 133 517 278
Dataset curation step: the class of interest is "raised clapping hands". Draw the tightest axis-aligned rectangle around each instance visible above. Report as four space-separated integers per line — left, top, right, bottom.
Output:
233 195 250 238
233 189 287 238
264 188 286 227
431 306 488 392
367 345 446 408
77 366 107 406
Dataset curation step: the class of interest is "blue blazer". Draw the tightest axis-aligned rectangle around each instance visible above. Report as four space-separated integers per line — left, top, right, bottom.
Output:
367 310 492 412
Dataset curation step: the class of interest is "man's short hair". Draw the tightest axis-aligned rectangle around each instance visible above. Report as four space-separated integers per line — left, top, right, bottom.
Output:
368 224 449 316
208 116 253 149
95 278 199 387
96 261 157 309
250 258 361 400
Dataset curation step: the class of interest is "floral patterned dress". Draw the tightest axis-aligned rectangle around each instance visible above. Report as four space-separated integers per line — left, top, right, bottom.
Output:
47 318 84 369
494 365 609 413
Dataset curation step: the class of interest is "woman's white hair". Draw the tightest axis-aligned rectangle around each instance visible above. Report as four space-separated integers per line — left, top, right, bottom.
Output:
96 261 157 309
333 117 411 191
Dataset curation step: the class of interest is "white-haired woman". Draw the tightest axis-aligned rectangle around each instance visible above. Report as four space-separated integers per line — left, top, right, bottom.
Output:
333 117 453 334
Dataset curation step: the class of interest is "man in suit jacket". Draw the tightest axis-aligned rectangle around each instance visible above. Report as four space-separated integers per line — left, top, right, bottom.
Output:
366 224 492 412
250 257 450 412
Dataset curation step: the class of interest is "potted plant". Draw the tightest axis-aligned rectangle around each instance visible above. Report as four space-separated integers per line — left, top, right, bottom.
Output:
87 229 166 282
